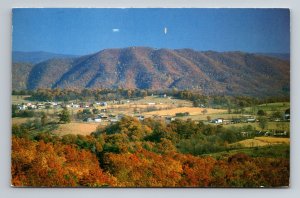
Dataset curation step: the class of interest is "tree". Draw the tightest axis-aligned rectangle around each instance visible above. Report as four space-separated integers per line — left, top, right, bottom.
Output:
59 108 71 123
92 108 99 114
271 111 283 120
41 112 48 126
207 116 211 122
257 109 267 116
258 116 268 130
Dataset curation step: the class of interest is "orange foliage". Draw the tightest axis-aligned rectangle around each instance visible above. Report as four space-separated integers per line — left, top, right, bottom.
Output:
104 149 182 187
11 136 115 187
12 136 289 187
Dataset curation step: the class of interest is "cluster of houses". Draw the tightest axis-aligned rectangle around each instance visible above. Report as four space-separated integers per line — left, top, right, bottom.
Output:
210 115 257 125
16 101 108 111
83 113 124 123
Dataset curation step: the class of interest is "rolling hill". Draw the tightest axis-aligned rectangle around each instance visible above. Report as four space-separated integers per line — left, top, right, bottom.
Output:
12 47 290 97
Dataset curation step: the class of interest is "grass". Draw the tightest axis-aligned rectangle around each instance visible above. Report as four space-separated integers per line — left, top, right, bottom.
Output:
244 102 290 114
11 95 31 104
202 144 290 159
12 117 34 125
221 121 290 131
230 137 290 148
53 122 101 136
132 96 193 106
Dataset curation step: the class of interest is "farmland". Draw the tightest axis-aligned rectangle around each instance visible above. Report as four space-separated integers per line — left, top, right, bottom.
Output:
11 91 290 187
53 122 103 136
230 136 290 148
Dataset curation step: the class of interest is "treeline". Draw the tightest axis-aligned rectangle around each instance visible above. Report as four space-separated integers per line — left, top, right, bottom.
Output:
12 116 289 187
12 88 289 108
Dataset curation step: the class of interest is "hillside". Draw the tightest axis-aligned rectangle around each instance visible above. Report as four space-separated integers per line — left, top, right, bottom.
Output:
12 47 290 97
12 62 34 90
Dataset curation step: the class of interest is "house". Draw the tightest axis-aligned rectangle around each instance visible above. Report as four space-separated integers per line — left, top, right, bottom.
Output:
240 131 250 137
110 118 119 123
100 115 108 120
136 115 145 121
246 117 256 123
37 103 45 109
100 102 108 106
94 118 102 122
284 108 290 120
223 119 232 125
232 118 242 123
212 118 223 124
72 104 80 108
165 116 175 123
17 104 27 110
83 118 93 122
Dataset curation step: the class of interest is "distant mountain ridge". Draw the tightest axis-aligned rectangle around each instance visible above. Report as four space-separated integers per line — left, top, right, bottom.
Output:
256 53 290 61
12 47 290 97
13 51 79 64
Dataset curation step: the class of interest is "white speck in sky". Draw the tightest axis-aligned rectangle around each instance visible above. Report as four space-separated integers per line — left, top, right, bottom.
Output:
164 27 167 34
112 28 120 32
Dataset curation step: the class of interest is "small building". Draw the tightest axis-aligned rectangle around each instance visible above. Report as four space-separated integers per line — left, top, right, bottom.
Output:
100 102 108 106
240 131 250 137
137 115 145 121
72 104 80 108
212 118 223 124
232 118 242 123
284 109 290 120
110 118 119 123
246 117 256 123
83 118 93 122
18 104 27 110
94 118 102 122
223 119 232 125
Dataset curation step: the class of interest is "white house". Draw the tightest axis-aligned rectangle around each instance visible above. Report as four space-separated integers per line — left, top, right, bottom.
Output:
212 118 223 124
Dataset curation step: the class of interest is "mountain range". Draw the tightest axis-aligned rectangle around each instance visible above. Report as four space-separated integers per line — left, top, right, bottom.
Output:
12 51 79 64
12 47 290 97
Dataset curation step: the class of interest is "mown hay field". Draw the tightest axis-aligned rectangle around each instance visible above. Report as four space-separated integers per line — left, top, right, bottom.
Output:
144 107 226 116
53 122 102 136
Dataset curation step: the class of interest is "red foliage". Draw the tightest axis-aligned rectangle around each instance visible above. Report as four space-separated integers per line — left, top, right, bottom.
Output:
11 136 115 187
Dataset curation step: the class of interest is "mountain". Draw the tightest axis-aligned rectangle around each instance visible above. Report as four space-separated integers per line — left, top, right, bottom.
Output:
12 62 34 90
256 53 290 61
12 51 79 64
12 47 290 97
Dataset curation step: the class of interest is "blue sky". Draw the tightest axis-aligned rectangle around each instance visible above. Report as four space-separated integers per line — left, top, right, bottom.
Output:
12 8 290 55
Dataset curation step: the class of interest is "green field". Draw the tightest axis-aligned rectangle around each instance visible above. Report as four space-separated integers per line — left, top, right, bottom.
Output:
202 144 289 159
245 102 290 114
11 95 31 104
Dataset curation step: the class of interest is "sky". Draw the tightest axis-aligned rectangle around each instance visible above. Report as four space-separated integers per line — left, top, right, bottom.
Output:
12 8 290 55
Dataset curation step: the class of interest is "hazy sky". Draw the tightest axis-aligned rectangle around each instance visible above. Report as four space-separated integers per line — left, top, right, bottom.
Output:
12 8 290 55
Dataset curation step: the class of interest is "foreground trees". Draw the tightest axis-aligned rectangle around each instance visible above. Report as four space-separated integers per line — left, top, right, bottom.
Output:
11 116 289 187
11 137 115 187
12 135 289 187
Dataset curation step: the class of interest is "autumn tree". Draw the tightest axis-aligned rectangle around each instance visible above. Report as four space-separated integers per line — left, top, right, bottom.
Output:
59 108 71 123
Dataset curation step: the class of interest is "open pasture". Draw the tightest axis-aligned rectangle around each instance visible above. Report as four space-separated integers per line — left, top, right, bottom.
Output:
53 122 101 136
230 136 290 148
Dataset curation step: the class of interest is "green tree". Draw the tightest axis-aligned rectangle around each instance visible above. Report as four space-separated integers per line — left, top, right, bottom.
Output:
41 112 48 126
257 109 267 116
258 116 268 130
59 108 71 123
